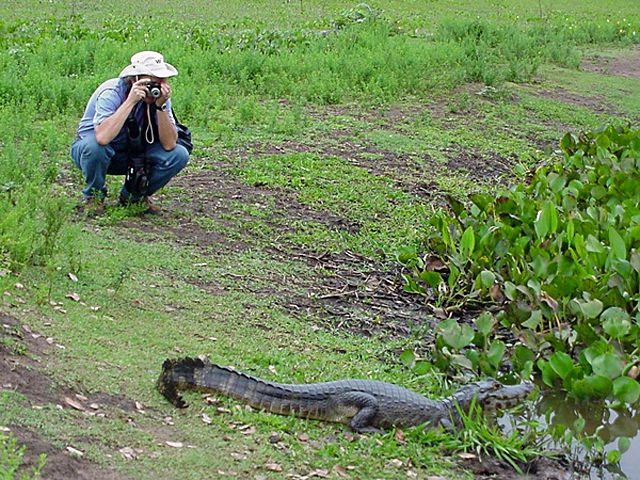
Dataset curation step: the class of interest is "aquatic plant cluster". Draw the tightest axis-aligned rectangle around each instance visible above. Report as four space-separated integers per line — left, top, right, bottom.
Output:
400 125 640 404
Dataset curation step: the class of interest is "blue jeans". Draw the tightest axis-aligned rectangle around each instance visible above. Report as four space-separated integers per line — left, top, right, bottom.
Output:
71 133 189 201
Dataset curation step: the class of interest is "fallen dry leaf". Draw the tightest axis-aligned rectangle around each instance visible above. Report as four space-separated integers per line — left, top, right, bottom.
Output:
457 452 477 460
394 428 406 444
264 462 283 472
332 464 350 478
68 273 78 282
119 447 138 460
433 307 448 319
308 469 330 478
64 397 85 411
490 283 505 303
165 441 183 448
66 446 84 457
201 413 212 424
65 293 80 302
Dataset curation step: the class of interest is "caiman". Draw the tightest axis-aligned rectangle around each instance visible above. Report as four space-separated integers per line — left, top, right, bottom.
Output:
157 357 534 433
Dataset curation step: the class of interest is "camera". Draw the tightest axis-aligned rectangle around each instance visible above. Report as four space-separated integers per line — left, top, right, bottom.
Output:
125 116 149 195
145 82 161 98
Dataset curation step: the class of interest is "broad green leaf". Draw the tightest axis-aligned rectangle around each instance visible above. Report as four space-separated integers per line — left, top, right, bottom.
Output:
607 450 622 464
400 350 417 368
468 193 493 212
549 351 575 379
573 417 586 434
466 349 480 368
534 202 558 240
613 259 633 277
420 270 443 288
579 299 603 319
522 310 542 329
475 312 494 337
591 353 624 379
513 345 535 366
590 185 607 200
413 361 432 376
486 340 506 369
573 234 587 258
451 354 474 371
396 246 418 265
595 132 611 149
582 341 612 366
618 437 632 454
479 270 496 288
537 359 559 387
547 172 566 193
571 378 594 398
582 375 613 397
438 319 475 350
601 307 631 339
504 281 517 301
613 377 640 404
586 235 605 254
459 226 475 259
608 227 626 260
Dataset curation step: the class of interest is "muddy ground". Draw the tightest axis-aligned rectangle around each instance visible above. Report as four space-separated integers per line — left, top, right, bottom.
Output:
2 50 639 480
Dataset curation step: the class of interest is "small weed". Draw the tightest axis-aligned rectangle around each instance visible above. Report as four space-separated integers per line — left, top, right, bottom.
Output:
0 431 46 480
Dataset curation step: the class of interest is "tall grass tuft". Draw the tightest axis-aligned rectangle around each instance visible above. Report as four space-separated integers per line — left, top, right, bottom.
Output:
0 104 77 272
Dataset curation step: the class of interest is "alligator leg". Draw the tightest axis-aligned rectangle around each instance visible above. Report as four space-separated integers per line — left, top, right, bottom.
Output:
339 392 385 434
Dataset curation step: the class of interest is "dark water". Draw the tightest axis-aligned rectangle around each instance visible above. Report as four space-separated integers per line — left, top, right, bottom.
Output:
514 390 640 479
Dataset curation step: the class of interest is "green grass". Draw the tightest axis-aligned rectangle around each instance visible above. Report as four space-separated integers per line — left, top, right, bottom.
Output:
1 0 639 478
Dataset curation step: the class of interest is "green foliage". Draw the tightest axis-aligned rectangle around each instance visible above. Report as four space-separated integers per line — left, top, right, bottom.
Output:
0 104 78 273
0 431 46 480
4 11 637 115
399 125 640 402
451 401 545 473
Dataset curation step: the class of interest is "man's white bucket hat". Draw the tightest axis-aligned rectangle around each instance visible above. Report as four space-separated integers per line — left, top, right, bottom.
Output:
119 51 178 78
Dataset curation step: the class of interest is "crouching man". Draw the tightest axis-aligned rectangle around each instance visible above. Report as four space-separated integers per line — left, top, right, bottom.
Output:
71 51 190 216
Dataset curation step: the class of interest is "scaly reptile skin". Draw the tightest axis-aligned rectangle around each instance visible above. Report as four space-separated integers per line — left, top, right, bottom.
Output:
157 357 534 433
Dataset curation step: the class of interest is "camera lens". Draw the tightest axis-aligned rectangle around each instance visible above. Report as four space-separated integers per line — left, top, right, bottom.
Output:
146 83 161 98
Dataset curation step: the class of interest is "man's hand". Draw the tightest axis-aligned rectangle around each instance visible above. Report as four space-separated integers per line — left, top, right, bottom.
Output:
127 79 152 105
154 80 172 108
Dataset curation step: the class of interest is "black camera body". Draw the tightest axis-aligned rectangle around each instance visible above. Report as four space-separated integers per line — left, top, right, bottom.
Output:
145 82 161 98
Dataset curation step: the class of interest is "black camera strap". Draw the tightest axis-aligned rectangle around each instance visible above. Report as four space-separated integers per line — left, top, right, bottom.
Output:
124 106 150 196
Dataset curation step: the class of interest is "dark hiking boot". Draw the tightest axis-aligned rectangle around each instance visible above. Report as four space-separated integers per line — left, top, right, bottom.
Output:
142 196 162 215
119 193 162 215
83 197 104 217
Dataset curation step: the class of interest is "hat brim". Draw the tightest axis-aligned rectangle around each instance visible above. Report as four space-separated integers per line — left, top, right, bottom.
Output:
119 62 178 78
